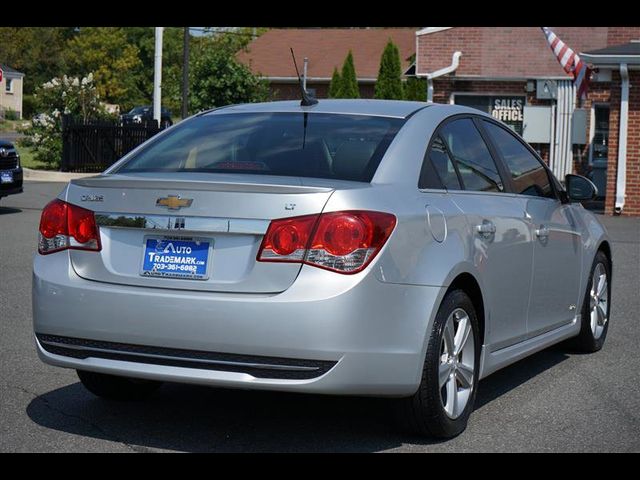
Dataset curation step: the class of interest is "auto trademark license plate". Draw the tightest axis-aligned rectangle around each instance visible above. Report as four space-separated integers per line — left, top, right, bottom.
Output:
0 171 13 184
140 236 211 280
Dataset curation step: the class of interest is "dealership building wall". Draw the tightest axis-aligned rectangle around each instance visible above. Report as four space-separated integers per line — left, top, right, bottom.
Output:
415 27 640 216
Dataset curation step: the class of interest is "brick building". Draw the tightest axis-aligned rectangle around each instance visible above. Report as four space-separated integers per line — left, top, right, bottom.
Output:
414 27 640 216
237 28 416 99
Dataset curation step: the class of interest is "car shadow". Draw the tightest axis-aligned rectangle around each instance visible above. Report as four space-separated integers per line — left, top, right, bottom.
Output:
0 206 22 215
26 347 568 452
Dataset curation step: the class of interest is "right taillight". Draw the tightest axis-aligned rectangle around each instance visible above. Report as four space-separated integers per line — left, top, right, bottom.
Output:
257 210 396 274
38 199 101 255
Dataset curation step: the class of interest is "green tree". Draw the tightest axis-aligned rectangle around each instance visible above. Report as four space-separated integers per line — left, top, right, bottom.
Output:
328 67 342 98
0 27 71 116
404 76 427 101
374 40 404 100
189 35 270 112
64 28 144 109
339 51 359 98
19 73 110 168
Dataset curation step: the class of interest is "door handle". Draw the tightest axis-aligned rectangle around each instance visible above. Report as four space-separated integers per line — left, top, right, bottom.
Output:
535 225 550 238
476 220 496 236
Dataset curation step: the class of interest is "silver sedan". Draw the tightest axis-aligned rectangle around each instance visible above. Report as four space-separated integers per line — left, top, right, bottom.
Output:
32 100 612 438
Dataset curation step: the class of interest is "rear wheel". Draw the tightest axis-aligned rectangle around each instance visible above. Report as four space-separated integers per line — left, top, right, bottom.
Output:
77 370 162 401
396 289 480 438
568 251 611 353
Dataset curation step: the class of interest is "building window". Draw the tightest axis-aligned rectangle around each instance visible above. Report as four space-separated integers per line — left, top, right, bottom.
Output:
453 94 526 135
5 78 13 93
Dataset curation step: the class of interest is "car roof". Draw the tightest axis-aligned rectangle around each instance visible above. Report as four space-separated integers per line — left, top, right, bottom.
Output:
203 99 433 119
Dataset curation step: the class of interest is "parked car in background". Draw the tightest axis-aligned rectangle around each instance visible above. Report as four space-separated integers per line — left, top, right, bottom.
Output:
0 140 23 201
120 106 173 129
33 100 612 439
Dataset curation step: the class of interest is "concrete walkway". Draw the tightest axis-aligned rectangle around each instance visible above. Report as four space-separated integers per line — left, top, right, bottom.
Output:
22 168 97 182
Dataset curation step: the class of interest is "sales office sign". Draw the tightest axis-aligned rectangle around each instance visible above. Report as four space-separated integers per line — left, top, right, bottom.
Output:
491 98 524 123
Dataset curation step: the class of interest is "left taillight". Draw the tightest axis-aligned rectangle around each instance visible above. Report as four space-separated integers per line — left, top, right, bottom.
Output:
38 199 101 255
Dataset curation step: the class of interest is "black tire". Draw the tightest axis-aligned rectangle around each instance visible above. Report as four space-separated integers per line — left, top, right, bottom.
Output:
396 289 481 438
77 370 162 401
161 119 172 129
567 250 611 353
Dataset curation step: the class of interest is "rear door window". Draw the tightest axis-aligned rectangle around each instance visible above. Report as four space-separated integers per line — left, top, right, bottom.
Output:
439 118 504 192
115 112 405 183
482 120 555 199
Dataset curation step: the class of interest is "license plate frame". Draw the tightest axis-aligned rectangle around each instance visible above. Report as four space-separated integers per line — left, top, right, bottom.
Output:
140 235 213 281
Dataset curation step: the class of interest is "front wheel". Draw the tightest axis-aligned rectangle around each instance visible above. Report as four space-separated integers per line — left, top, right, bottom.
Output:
396 289 480 438
77 370 162 401
568 251 611 353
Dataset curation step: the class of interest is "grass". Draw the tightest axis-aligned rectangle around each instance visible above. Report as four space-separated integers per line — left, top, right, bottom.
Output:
0 118 27 132
16 145 52 170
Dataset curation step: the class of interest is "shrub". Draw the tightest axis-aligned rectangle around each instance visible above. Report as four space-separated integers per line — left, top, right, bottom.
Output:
20 73 110 168
404 77 427 101
3 108 19 121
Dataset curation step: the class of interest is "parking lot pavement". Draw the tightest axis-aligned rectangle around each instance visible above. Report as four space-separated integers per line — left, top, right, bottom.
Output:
1 181 639 452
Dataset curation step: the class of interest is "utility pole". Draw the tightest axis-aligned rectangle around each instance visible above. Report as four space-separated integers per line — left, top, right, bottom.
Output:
153 27 164 126
182 27 190 119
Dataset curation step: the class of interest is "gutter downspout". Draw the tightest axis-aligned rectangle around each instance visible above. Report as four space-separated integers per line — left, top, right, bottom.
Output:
615 63 629 214
416 51 462 102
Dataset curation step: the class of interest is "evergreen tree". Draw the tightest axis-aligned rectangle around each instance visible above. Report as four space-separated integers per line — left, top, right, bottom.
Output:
374 40 404 100
328 67 342 98
339 51 359 98
404 77 427 101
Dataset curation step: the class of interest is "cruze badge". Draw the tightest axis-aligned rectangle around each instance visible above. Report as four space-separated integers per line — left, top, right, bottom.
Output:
156 195 193 210
81 194 104 202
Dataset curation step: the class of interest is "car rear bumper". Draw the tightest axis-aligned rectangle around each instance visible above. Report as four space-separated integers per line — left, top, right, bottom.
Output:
33 251 444 396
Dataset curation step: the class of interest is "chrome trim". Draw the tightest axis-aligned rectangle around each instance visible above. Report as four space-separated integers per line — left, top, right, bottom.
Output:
95 212 269 235
40 339 320 372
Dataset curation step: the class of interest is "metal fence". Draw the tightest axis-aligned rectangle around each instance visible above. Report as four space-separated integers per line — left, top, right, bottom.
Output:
61 116 161 172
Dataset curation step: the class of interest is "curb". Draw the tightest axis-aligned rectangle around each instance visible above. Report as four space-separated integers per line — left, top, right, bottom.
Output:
23 168 98 183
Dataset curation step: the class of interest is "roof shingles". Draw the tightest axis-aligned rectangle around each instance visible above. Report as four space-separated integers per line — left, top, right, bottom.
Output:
237 28 416 80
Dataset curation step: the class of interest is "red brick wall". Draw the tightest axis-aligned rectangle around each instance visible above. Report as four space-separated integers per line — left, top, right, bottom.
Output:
417 27 609 78
607 27 640 45
605 70 640 216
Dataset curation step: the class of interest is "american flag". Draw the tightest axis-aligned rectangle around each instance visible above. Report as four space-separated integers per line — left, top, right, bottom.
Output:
541 27 591 101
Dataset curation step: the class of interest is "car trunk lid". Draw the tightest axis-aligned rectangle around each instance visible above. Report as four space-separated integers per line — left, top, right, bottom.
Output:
66 172 336 293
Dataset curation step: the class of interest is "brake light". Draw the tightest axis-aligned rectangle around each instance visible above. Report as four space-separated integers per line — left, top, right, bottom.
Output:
257 210 396 274
38 199 101 255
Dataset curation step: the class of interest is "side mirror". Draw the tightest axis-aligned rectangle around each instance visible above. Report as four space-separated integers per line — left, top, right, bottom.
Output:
564 174 598 202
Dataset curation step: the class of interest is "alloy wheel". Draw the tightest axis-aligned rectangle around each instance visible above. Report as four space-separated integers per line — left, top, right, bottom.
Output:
439 308 475 419
590 263 609 340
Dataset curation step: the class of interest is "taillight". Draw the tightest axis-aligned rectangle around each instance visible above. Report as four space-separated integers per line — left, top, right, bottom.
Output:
38 199 101 255
257 210 396 274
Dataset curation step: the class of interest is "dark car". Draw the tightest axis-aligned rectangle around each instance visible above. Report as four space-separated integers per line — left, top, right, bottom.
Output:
0 140 23 202
120 106 173 129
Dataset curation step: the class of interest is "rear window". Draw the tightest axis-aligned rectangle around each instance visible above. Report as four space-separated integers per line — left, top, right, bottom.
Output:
115 112 405 182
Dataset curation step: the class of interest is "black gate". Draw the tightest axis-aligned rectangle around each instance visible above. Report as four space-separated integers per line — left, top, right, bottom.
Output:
61 116 161 172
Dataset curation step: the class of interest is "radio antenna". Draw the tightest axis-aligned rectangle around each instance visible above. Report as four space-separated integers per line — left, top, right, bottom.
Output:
290 48 318 107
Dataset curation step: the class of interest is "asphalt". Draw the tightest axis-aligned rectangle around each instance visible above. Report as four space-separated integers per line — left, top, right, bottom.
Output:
1 181 639 452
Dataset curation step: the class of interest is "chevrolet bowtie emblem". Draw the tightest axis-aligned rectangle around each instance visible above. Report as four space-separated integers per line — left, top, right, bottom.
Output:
156 195 193 210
